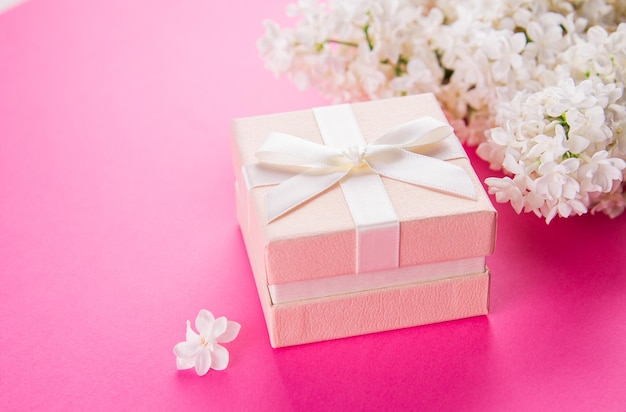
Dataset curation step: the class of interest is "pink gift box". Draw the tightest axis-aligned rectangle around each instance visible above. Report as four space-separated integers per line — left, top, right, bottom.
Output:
232 94 496 347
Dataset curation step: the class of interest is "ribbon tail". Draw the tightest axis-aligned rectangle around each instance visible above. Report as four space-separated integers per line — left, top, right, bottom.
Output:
242 164 302 188
373 117 453 148
368 148 477 199
266 168 349 222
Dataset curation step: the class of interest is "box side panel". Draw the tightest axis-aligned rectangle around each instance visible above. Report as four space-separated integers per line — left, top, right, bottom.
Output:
265 206 496 284
266 229 356 283
400 209 497 266
267 270 490 348
235 181 277 343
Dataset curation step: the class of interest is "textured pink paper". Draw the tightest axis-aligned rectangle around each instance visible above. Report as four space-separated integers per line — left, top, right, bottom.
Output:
232 95 497 285
237 181 490 346
269 271 490 347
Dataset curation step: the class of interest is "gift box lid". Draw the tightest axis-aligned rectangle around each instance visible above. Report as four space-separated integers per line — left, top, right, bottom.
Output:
232 94 496 286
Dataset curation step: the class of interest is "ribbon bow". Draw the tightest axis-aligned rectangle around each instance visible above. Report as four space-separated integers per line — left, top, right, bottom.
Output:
252 115 477 223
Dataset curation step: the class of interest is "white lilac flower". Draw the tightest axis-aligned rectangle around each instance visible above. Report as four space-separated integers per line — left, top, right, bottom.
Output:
542 196 587 224
525 127 568 165
578 151 626 193
590 182 626 218
575 0 615 27
612 119 626 156
462 111 497 147
543 78 597 118
477 126 518 169
522 178 546 217
566 106 611 144
173 309 241 376
535 158 580 201
389 57 442 96
524 15 568 66
476 141 507 171
485 176 524 213
258 0 626 221
483 31 526 83
257 21 295 75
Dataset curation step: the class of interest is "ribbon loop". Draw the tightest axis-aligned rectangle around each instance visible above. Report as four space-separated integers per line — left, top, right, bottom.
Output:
256 132 345 168
373 117 454 148
249 113 476 221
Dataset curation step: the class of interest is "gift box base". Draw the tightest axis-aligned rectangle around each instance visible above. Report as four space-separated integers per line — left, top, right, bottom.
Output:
264 270 490 348
237 187 490 348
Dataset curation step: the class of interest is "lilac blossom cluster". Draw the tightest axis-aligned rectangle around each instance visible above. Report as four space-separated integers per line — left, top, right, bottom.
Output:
258 0 626 222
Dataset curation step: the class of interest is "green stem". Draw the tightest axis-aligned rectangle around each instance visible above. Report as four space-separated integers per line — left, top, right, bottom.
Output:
325 39 359 48
362 10 375 51
552 114 571 137
434 50 454 85
318 11 374 51
562 151 579 159
381 55 409 77
363 23 374 51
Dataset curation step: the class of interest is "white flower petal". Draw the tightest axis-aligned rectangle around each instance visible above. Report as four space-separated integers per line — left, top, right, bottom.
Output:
566 134 590 154
538 161 556 176
562 158 580 173
486 177 524 214
195 310 215 336
511 32 526 53
194 350 211 376
176 310 241 375
526 22 542 42
176 356 196 370
503 153 523 175
593 171 613 192
557 201 572 218
547 178 563 199
562 180 579 199
210 345 230 371
570 199 588 215
524 191 545 213
173 341 201 359
217 321 241 343
185 320 198 342
545 204 559 224
211 317 228 338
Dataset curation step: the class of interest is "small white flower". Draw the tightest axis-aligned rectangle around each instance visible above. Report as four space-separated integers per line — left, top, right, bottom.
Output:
590 185 626 218
389 57 442 96
535 158 580 201
485 176 524 213
483 31 526 82
612 119 626 155
525 127 568 165
542 196 587 224
524 14 568 66
173 309 241 376
523 182 546 218
578 151 626 193
257 20 296 75
543 78 596 118
566 106 611 144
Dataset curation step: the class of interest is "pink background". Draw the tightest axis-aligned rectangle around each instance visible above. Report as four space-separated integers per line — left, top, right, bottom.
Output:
0 1 625 410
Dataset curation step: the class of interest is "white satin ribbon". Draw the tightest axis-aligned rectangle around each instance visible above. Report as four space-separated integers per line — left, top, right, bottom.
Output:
243 104 476 273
